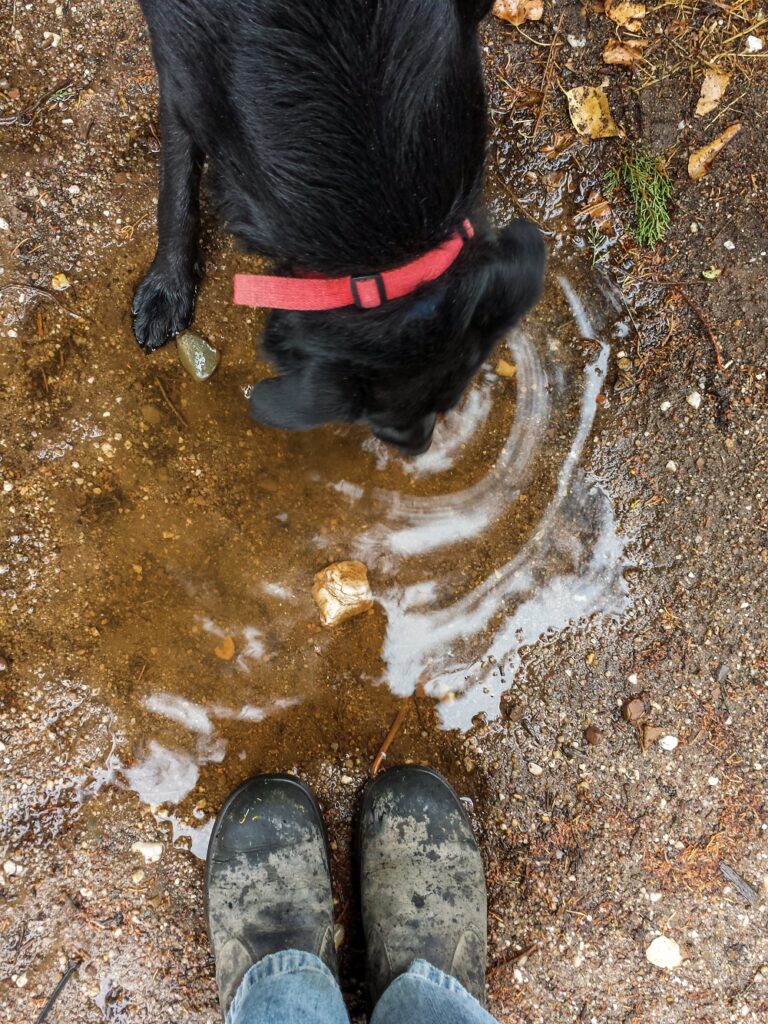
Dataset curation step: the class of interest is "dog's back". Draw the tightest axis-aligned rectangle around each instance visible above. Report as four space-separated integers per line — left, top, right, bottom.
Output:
141 0 486 271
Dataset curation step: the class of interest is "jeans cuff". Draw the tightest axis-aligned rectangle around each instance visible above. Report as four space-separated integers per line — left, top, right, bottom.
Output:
226 950 335 1024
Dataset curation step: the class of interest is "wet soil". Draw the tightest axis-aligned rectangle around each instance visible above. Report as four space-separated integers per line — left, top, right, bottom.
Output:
1 2 767 1023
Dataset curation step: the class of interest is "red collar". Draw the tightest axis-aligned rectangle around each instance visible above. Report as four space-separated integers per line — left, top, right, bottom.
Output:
233 219 474 312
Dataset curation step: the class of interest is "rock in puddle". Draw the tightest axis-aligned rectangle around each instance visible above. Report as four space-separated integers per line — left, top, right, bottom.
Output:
176 330 220 382
313 561 373 627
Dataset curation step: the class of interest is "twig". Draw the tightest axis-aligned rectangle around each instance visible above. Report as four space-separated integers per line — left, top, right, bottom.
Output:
155 377 187 428
488 943 539 976
35 959 81 1024
670 285 725 369
371 702 410 778
0 283 87 322
491 156 547 232
532 13 564 141
718 861 758 906
370 674 428 777
0 80 74 127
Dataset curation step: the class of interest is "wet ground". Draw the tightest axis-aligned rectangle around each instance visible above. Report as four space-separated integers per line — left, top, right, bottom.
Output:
1 2 767 1022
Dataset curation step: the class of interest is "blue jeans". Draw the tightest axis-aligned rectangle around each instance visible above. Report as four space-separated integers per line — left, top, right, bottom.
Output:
227 950 500 1024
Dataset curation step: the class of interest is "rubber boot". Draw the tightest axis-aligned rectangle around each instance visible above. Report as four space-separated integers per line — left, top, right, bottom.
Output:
205 774 337 1016
359 765 487 1007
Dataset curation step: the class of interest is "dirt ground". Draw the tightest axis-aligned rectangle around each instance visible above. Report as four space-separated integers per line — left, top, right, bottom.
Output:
1 1 767 1022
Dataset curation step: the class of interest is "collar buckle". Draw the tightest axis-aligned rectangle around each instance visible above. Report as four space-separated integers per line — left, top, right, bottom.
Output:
350 273 387 310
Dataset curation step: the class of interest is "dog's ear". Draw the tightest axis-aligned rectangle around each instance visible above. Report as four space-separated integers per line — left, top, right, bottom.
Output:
248 363 362 431
459 218 546 339
456 1 496 23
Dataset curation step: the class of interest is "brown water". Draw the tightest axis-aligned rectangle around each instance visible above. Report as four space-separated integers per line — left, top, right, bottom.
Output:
2 159 635 868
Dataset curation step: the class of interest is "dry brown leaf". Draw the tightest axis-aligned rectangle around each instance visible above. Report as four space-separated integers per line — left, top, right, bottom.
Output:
214 636 235 661
688 122 741 180
695 68 731 117
622 696 647 726
605 0 646 30
493 0 543 27
641 724 665 752
566 86 623 139
603 38 648 66
582 189 614 232
539 129 578 158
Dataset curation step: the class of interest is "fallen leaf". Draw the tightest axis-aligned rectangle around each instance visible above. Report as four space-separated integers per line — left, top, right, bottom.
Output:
695 68 731 117
539 130 578 158
566 86 623 139
603 38 648 65
584 724 604 745
51 272 70 291
493 0 543 26
582 189 614 232
641 724 664 751
622 696 647 726
605 0 646 31
688 122 741 180
495 358 517 378
214 636 235 660
702 267 722 280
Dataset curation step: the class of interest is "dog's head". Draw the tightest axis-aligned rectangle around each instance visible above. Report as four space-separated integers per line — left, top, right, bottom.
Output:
248 219 545 455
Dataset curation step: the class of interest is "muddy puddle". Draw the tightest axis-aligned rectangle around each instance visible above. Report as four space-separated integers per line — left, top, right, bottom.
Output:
2 214 633 860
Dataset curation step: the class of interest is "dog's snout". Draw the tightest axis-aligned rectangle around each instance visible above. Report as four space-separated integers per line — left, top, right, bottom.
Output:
370 413 436 457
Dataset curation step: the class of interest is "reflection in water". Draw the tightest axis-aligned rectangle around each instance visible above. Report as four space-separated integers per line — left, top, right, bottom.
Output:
351 273 631 728
356 328 549 559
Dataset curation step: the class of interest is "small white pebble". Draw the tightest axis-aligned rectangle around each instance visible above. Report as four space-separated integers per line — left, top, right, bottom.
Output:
745 35 764 53
708 775 720 787
646 935 683 970
659 735 679 751
528 762 544 777
567 35 586 48
2 481 12 493
131 841 163 864
686 391 702 410
0 217 9 231
3 859 18 876
15 974 28 989
660 400 671 412
724 240 735 250
340 775 354 785
665 461 678 473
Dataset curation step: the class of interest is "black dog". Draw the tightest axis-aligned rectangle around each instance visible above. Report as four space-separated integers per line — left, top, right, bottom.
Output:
133 0 545 454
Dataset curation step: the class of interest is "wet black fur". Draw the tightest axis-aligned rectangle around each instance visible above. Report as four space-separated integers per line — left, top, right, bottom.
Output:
133 0 545 453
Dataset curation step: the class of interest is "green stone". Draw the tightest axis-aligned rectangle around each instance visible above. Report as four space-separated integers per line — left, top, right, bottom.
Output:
176 330 220 382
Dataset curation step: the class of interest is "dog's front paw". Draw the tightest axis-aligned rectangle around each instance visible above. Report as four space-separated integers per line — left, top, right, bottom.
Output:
132 266 196 352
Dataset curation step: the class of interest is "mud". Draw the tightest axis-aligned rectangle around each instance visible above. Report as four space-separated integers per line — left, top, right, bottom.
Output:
2 2 767 1023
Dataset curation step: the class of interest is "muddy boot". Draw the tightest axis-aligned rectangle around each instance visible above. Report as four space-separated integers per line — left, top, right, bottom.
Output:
359 765 487 1007
204 774 337 1016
